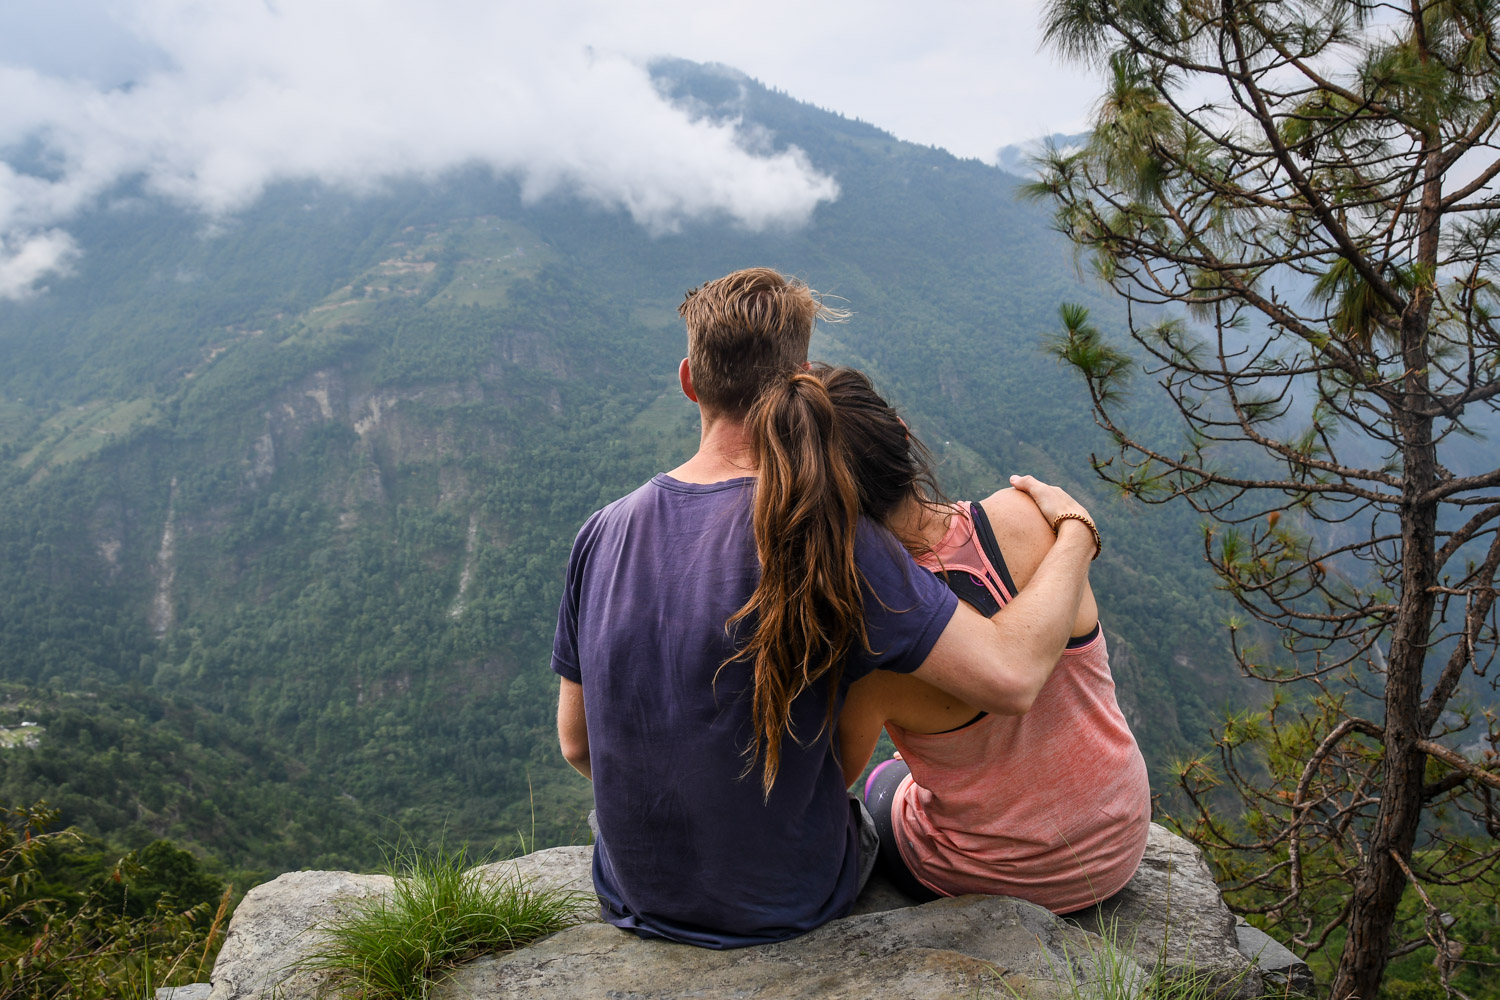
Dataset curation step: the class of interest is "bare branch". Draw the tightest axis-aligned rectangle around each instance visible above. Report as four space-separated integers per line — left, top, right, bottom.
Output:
1415 738 1500 792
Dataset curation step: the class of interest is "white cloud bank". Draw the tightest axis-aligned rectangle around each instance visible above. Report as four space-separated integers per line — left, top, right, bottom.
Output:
0 0 840 300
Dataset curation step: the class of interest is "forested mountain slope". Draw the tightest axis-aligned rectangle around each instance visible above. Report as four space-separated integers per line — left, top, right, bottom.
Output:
0 61 1240 871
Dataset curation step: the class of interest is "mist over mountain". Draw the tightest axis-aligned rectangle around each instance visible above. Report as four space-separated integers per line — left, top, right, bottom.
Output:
0 61 1238 871
993 131 1090 178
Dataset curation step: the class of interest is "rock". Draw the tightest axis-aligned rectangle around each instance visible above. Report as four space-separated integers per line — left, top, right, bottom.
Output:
209 869 390 1000
1071 825 1261 997
207 849 596 1000
156 986 212 1000
442 895 1142 1000
474 844 594 897
847 865 926 915
209 826 1259 1000
852 825 1260 994
1236 920 1316 996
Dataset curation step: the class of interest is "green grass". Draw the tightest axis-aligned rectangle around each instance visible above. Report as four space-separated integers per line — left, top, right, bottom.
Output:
14 396 162 473
0 724 43 749
307 844 592 1000
0 397 35 445
989 916 1276 1000
429 217 554 307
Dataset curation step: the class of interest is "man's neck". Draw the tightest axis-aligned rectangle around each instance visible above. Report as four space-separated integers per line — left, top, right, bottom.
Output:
666 411 755 485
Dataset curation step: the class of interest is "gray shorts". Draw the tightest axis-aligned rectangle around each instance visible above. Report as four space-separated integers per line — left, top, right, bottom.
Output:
852 793 879 893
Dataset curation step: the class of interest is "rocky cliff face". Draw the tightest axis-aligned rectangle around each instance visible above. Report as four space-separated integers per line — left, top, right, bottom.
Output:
198 825 1313 1000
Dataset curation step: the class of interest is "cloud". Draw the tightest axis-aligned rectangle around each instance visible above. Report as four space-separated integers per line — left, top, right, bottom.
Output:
0 0 839 299
0 230 80 300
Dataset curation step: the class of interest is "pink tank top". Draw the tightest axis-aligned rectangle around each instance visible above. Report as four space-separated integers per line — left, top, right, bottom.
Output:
889 502 1151 912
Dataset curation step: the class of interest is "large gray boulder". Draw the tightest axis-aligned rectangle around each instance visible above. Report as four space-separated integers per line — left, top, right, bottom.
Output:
1071 825 1259 996
445 895 1139 1000
207 869 387 1000
156 986 212 1000
206 848 592 1000
206 825 1278 1000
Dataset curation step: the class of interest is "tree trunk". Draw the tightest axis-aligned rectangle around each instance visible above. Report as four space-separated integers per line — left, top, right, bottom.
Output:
1331 424 1438 999
1331 175 1443 996
1332 592 1432 1000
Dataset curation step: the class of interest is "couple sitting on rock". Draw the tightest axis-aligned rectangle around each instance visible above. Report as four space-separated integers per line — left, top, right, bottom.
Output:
552 267 1150 948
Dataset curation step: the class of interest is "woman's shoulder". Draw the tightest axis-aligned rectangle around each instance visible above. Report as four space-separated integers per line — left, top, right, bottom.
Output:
975 488 1057 591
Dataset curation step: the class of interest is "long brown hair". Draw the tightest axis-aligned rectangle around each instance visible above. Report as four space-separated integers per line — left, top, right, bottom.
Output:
728 365 943 796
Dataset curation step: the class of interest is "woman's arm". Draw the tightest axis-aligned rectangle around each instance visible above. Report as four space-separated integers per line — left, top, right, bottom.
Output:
838 674 892 788
839 670 988 785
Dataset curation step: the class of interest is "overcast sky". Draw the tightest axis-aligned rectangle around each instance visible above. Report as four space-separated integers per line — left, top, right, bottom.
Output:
0 0 1103 299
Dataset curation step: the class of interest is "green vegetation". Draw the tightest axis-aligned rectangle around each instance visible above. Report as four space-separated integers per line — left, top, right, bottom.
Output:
0 58 1255 982
0 802 232 1000
1034 1 1500 996
0 685 395 872
992 917 1260 1000
308 843 590 1000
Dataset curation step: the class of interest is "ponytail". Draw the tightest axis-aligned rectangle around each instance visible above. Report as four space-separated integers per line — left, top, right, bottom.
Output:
727 370 872 798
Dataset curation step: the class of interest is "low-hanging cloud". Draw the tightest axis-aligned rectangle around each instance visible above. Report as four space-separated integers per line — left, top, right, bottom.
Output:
0 230 80 300
0 0 839 300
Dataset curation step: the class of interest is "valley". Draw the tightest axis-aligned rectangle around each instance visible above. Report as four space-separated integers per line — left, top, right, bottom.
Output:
0 62 1239 877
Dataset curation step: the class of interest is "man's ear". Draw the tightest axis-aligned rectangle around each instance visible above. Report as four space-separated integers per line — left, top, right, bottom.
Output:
800 360 812 371
678 358 700 403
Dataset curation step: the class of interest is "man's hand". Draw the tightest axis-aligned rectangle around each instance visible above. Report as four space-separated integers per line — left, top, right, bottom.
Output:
1008 475 1100 558
912 479 1097 716
1007 474 1091 527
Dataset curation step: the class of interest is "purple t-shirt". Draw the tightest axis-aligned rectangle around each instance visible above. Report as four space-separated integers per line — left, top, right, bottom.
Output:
551 474 958 948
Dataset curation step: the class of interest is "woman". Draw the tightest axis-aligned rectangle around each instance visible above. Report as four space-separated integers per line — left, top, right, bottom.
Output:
743 364 1150 914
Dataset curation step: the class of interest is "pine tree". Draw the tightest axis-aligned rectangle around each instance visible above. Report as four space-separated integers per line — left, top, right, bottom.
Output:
1032 2 1500 996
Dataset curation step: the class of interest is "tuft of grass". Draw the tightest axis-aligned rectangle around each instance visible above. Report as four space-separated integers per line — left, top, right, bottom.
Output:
308 844 592 1000
989 916 1277 1000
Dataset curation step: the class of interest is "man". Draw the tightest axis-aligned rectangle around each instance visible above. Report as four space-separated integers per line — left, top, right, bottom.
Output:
553 267 1097 947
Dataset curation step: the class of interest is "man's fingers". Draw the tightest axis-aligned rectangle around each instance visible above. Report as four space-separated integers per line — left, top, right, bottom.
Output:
1009 474 1091 526
1009 474 1058 503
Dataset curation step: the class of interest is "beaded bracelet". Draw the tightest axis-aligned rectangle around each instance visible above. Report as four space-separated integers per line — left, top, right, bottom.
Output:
1050 512 1102 560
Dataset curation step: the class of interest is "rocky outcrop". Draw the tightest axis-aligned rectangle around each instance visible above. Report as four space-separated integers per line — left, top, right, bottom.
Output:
443 895 1137 1000
1072 824 1250 992
1235 920 1318 997
156 987 211 1000
204 825 1308 1000
148 476 179 637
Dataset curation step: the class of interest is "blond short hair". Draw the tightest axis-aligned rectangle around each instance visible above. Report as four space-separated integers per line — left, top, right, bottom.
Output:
677 268 846 415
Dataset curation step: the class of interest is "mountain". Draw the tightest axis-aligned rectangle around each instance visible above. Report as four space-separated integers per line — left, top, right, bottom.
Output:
993 131 1090 177
0 61 1240 870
